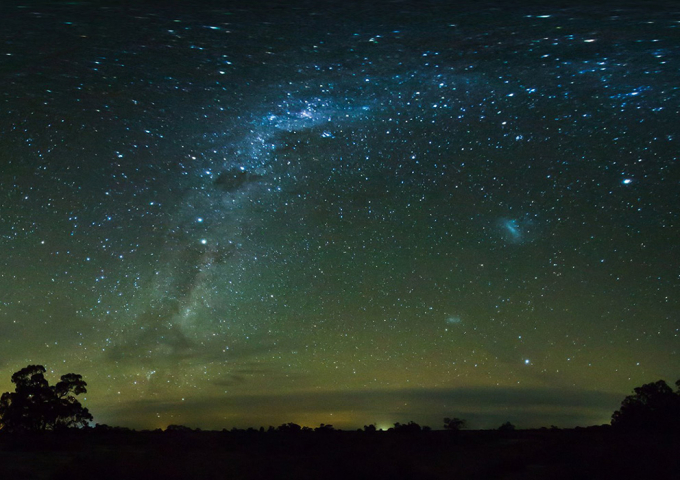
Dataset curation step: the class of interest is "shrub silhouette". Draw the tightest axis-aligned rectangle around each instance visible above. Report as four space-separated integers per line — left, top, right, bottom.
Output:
0 365 92 432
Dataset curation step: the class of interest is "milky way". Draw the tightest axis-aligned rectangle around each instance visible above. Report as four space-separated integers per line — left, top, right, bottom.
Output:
0 1 678 430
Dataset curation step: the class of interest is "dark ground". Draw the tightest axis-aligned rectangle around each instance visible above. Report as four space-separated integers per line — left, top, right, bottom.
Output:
0 428 678 480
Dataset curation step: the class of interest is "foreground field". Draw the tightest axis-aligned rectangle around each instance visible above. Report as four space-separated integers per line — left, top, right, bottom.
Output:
0 428 677 480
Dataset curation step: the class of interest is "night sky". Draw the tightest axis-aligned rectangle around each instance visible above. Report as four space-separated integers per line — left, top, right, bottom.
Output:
1 1 678 430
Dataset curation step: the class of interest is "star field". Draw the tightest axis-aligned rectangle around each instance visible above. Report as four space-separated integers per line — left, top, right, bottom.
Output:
0 1 678 430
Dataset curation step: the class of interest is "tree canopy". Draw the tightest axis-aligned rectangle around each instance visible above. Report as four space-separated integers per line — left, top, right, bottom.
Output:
611 379 680 432
0 365 92 432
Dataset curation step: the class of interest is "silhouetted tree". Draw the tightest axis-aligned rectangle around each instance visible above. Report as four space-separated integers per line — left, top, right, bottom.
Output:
363 424 377 433
498 421 515 432
0 365 92 432
444 417 466 431
611 379 680 432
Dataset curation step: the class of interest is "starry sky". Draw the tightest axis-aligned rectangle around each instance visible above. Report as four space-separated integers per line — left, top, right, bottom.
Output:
0 0 678 430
